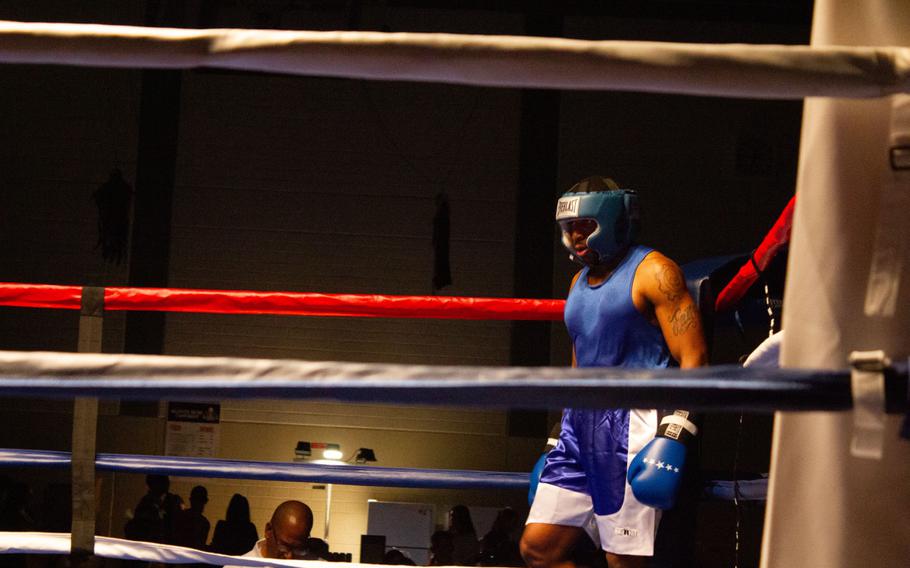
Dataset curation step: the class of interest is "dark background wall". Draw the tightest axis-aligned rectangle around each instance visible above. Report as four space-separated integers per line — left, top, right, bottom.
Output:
0 1 808 565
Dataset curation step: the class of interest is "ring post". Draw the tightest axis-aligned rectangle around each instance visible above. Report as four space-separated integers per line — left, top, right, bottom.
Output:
72 286 104 559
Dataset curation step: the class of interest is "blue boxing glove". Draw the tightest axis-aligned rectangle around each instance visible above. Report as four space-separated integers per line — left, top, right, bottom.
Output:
528 435 559 505
528 452 548 505
627 410 698 510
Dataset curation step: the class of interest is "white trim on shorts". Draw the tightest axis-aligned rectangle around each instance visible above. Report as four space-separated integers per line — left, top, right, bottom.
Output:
526 409 661 556
526 482 600 543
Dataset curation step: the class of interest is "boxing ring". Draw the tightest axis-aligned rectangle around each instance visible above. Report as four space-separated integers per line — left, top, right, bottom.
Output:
0 282 901 564
0 282 800 563
0 1 909 566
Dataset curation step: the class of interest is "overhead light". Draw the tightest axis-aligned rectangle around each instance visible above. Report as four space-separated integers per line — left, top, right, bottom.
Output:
323 443 343 460
312 458 346 466
296 441 361 463
353 448 377 463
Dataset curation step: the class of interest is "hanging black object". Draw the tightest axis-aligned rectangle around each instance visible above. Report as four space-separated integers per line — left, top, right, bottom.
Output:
93 168 133 264
432 192 452 290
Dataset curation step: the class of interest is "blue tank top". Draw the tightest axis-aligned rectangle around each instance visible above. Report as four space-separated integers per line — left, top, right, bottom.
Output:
565 245 671 369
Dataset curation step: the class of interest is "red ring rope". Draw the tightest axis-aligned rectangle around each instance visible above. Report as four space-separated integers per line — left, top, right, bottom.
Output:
0 283 564 321
714 195 795 313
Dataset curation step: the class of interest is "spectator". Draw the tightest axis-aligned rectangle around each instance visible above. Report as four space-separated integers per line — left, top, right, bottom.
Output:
163 492 184 543
172 485 210 550
0 480 36 532
0 478 33 568
125 475 175 544
210 494 259 556
478 508 521 566
228 500 313 561
447 505 479 565
429 530 454 566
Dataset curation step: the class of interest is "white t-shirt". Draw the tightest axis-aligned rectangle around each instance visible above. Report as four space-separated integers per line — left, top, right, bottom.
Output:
245 539 265 558
222 538 265 568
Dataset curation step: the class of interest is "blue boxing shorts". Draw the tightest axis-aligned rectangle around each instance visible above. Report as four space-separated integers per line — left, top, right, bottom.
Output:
526 408 660 556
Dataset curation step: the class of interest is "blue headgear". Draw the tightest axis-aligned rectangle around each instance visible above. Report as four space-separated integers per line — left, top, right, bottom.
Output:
555 183 640 265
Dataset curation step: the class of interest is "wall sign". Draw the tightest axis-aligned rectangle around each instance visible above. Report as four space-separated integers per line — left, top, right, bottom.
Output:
165 402 221 457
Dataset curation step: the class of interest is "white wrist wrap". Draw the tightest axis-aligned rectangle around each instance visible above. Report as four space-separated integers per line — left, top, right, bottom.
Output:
659 414 698 436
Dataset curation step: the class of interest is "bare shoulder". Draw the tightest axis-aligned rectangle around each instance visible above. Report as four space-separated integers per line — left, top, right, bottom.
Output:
569 270 583 291
637 251 688 302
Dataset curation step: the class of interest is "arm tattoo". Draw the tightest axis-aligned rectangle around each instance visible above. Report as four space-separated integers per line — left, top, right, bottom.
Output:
669 304 699 336
656 262 685 302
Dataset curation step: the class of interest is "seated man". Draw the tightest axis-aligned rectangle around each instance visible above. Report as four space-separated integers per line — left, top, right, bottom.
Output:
234 500 313 560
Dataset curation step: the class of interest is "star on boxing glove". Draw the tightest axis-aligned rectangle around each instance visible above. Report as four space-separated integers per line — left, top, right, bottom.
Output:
627 410 698 510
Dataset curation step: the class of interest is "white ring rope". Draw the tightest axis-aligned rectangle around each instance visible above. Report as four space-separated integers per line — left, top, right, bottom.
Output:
0 532 378 567
0 349 860 412
0 20 909 99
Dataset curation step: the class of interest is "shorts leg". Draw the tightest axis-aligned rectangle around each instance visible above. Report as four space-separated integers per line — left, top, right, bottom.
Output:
528 409 597 542
526 483 598 543
594 409 661 556
595 479 661 556
539 409 589 495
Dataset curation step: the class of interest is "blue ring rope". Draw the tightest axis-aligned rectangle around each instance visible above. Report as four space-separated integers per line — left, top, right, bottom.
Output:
0 448 769 500
0 448 529 489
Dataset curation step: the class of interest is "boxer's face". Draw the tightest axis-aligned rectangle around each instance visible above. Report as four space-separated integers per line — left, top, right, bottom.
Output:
565 219 598 259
